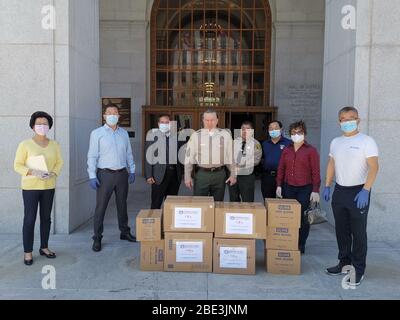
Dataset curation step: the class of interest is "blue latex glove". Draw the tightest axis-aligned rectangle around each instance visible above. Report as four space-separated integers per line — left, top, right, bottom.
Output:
89 178 100 190
128 173 136 184
323 186 331 202
354 188 370 209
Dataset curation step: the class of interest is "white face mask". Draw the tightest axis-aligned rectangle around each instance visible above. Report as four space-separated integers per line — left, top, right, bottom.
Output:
291 134 305 144
159 123 170 134
34 125 50 136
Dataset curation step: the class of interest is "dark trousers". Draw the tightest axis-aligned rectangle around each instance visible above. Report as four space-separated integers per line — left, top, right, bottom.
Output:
282 184 313 247
194 169 226 201
229 173 255 202
332 184 369 275
93 169 130 241
22 189 55 253
261 171 277 199
151 168 180 209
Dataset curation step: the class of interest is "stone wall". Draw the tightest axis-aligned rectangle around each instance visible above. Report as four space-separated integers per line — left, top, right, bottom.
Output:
321 0 400 242
272 0 325 150
99 0 148 175
0 0 100 233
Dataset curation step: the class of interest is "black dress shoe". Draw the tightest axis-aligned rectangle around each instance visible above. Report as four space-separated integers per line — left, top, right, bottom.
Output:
24 259 33 266
39 249 56 259
92 239 102 252
120 233 136 242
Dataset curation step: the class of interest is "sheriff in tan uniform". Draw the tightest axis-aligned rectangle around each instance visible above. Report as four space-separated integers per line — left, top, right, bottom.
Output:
184 109 236 201
229 121 262 202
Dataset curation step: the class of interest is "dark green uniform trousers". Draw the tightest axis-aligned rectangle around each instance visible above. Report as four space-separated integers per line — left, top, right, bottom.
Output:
194 169 226 201
229 173 255 202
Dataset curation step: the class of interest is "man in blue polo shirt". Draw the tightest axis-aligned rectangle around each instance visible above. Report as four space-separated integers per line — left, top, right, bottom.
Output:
261 120 291 199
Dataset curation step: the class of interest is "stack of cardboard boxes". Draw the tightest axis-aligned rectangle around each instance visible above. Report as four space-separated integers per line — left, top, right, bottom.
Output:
136 209 164 271
265 199 302 275
137 196 302 276
213 202 266 275
163 196 215 272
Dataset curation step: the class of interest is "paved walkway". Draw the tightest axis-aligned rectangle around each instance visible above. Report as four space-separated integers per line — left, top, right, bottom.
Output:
0 178 399 300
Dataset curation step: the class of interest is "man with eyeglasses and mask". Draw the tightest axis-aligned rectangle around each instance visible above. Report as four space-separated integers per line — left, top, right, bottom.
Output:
324 106 379 286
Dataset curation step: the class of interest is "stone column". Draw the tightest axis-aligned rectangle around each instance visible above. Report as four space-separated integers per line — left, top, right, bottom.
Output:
0 0 100 234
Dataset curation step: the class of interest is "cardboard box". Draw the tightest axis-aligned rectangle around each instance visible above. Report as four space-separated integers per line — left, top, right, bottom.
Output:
213 238 256 275
164 232 213 272
215 202 266 239
136 209 162 241
163 196 215 233
140 240 164 271
266 249 301 275
265 199 301 228
266 227 299 251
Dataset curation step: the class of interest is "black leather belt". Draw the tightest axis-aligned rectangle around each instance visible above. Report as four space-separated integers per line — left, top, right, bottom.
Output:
197 166 225 173
265 170 277 177
100 168 126 173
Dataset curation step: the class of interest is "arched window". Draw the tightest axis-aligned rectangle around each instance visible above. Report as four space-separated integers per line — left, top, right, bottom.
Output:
151 0 272 108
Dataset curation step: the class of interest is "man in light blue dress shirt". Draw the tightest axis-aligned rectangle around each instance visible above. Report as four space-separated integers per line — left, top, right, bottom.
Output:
87 104 136 252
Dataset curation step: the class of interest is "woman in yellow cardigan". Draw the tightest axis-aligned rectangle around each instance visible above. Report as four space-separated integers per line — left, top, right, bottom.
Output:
14 112 64 266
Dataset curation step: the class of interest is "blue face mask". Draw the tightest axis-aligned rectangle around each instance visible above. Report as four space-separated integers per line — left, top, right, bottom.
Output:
341 120 358 133
106 115 119 126
269 130 281 139
159 123 170 134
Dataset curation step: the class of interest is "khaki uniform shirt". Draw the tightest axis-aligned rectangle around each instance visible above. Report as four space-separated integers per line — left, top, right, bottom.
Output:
184 128 236 181
233 137 262 176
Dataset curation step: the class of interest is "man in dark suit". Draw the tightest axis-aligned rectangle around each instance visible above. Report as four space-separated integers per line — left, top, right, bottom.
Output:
145 114 183 209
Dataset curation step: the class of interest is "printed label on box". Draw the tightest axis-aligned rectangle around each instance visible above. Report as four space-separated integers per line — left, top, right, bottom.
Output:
143 218 155 224
225 213 253 235
176 241 203 263
219 246 247 269
174 207 202 229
